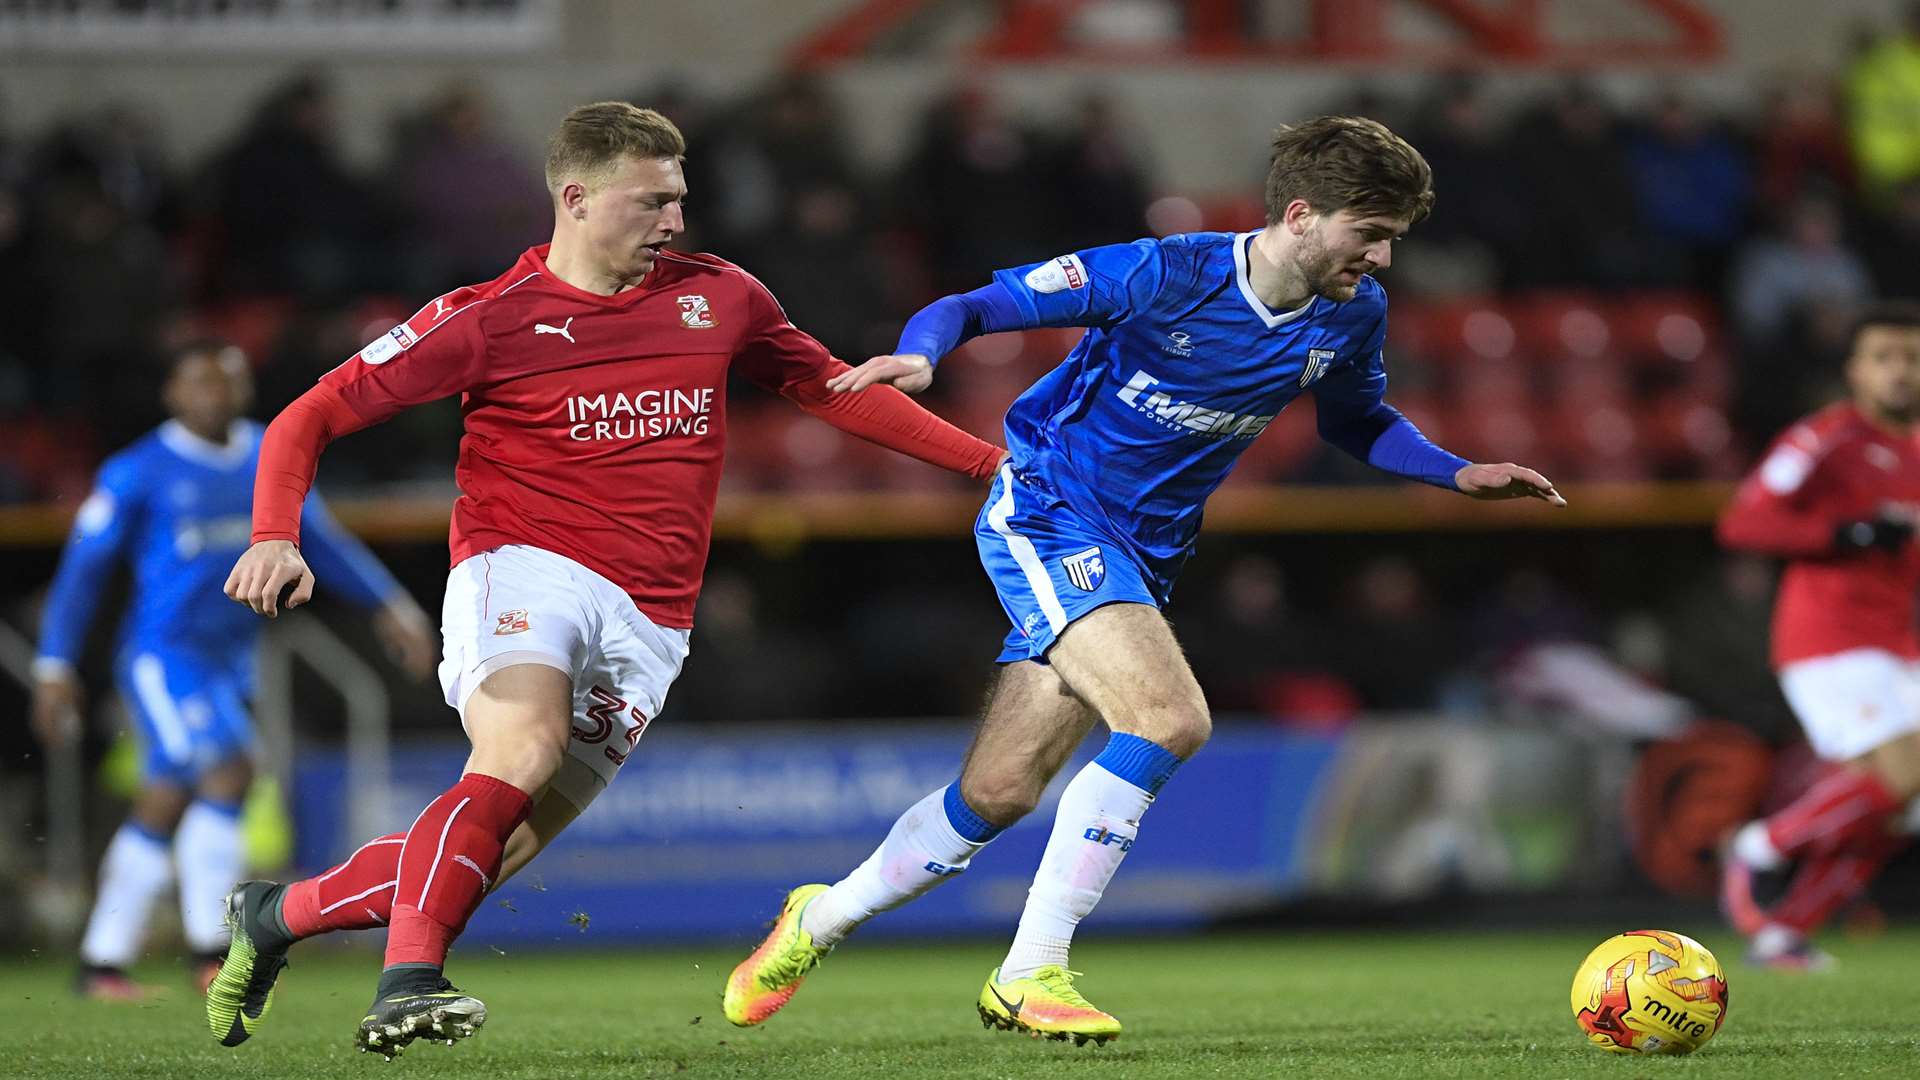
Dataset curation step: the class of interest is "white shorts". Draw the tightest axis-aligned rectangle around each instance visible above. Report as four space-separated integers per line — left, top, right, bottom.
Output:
438 545 691 811
1778 648 1920 761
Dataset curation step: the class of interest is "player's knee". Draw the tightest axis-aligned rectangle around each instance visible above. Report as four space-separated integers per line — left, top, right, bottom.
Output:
197 755 254 803
1863 731 1920 800
468 722 569 792
958 772 1046 826
1116 701 1210 759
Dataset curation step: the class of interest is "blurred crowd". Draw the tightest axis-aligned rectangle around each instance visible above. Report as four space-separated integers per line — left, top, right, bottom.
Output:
2 10 1920 503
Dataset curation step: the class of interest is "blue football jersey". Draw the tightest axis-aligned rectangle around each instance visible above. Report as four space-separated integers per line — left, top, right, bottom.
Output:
37 420 404 676
992 231 1391 577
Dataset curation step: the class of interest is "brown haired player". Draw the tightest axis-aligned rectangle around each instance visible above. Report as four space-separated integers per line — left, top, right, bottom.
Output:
723 116 1564 1043
208 102 1004 1056
1718 302 1920 970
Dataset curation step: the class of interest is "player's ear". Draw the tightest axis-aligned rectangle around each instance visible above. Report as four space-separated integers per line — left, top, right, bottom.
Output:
1282 198 1316 235
560 180 590 221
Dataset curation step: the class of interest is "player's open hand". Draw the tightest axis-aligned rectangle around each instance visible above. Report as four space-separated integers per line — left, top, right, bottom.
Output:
374 598 439 681
225 539 315 617
28 676 83 749
1455 462 1567 506
826 354 935 395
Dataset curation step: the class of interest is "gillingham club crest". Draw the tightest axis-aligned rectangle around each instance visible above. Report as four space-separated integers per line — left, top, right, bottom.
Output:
1061 546 1105 591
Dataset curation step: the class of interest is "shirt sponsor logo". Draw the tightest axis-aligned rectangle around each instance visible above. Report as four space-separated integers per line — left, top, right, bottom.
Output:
678 294 716 329
1024 253 1089 294
1115 369 1276 439
565 387 715 442
1300 347 1336 388
494 609 530 635
1061 546 1105 591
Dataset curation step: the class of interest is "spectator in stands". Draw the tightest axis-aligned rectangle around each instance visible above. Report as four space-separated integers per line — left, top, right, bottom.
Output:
1733 301 1856 444
1508 79 1646 289
29 105 181 241
389 83 546 291
1400 74 1515 294
1728 195 1873 346
209 73 383 298
1845 1 1920 201
666 570 836 724
899 83 1055 294
697 73 859 262
1861 177 1920 298
1623 90 1753 291
1660 554 1800 742
1754 75 1856 210
36 174 174 441
1045 93 1151 253
745 182 891 361
1180 554 1354 725
1329 557 1460 711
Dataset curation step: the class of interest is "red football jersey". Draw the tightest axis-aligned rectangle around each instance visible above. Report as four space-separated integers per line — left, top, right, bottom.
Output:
1718 402 1920 667
274 245 997 627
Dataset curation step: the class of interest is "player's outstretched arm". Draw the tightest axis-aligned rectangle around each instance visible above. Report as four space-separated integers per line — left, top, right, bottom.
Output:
825 353 934 394
225 539 314 618
1455 462 1567 506
829 282 1037 396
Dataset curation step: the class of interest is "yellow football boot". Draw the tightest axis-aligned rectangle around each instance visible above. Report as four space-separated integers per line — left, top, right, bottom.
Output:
977 965 1121 1046
723 883 833 1026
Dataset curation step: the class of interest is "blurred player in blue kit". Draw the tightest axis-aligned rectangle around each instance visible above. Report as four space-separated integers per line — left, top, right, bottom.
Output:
727 116 1565 1041
29 340 435 999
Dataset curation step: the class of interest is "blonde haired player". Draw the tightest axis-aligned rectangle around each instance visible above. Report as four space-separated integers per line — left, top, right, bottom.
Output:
211 102 1002 1056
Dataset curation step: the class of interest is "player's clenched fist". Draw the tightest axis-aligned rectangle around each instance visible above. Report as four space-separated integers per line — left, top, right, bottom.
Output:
225 539 315 617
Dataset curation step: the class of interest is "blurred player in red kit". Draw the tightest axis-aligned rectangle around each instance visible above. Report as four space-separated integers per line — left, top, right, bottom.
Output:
1717 302 1920 969
208 102 1003 1055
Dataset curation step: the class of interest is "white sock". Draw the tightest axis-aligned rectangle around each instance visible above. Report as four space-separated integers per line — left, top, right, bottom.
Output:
1733 820 1785 871
175 799 244 953
801 785 996 948
1001 761 1154 981
1751 923 1801 956
79 822 175 969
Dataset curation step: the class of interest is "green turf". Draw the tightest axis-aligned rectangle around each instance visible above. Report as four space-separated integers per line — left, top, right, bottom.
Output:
5 927 1920 1078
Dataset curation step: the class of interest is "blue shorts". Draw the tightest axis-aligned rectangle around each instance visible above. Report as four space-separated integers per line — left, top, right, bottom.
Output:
975 465 1165 663
114 648 254 785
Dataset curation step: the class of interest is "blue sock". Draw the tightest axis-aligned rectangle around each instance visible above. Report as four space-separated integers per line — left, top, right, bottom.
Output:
942 782 1004 843
1091 732 1184 796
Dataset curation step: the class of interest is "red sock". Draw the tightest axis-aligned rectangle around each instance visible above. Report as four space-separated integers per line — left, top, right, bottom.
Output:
1764 767 1903 861
383 773 532 969
1773 833 1905 934
281 832 406 939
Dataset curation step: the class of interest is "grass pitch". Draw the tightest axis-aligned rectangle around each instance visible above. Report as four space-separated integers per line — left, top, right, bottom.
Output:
4 927 1919 1078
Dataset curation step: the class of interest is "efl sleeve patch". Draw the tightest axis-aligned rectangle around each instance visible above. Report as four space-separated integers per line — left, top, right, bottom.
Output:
74 489 116 534
357 323 418 366
1024 253 1089 294
1759 445 1814 495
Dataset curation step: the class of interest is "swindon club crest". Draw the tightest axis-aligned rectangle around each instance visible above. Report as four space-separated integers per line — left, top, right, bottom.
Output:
678 294 716 329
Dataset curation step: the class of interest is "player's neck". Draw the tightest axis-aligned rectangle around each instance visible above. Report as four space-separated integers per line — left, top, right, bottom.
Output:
1855 398 1915 436
543 237 644 297
174 418 233 446
1246 228 1312 312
